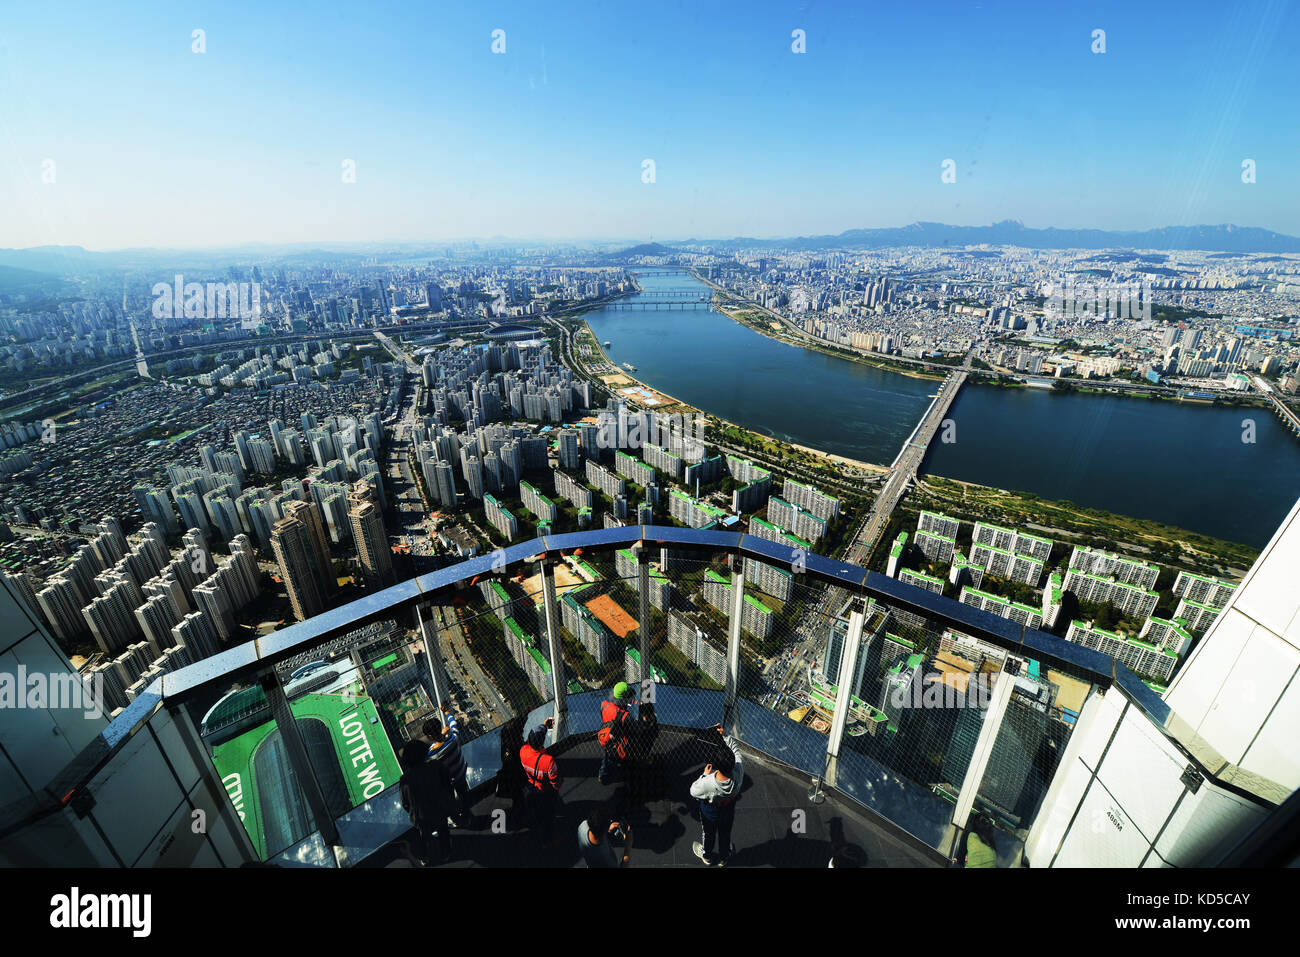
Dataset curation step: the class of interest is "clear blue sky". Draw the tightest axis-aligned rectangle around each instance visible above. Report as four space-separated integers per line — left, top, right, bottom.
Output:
2 0 1297 249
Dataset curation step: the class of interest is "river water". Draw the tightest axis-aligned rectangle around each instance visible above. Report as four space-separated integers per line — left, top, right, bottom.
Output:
583 269 1300 546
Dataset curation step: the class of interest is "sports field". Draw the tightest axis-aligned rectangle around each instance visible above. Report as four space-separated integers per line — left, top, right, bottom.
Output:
584 593 638 639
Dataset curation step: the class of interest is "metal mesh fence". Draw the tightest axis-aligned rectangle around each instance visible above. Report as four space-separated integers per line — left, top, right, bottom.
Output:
183 664 325 862
966 668 1098 864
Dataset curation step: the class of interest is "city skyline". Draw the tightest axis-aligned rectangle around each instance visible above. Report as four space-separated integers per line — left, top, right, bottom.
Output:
3 0 1299 249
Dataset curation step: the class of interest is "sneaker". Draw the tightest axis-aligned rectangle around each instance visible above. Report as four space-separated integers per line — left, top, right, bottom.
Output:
716 844 736 868
692 842 717 866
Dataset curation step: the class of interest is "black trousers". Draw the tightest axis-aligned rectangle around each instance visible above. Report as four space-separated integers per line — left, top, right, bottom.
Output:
700 802 735 863
415 819 451 863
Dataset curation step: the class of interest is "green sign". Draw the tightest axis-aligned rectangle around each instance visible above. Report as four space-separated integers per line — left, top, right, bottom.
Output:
211 692 402 860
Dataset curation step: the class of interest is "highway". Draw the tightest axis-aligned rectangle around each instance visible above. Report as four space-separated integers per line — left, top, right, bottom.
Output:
768 362 969 706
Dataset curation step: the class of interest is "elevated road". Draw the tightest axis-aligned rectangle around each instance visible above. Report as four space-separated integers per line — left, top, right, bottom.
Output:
774 364 967 701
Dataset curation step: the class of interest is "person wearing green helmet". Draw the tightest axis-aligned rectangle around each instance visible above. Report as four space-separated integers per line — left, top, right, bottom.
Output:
597 681 636 785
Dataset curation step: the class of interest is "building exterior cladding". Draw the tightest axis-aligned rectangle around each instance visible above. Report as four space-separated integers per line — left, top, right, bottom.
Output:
748 515 810 551
585 459 625 500
781 478 840 521
1171 570 1237 608
899 568 945 595
557 430 581 470
614 449 655 487
667 609 727 685
972 521 1054 563
1174 596 1225 634
519 481 558 525
743 556 793 601
959 586 1044 630
271 516 325 622
615 549 673 609
560 584 619 664
915 528 955 564
349 486 395 589
668 488 726 529
642 443 682 481
1138 615 1194 656
917 509 960 540
702 568 773 641
480 578 517 623
1065 619 1177 682
767 496 827 544
969 543 1045 586
502 615 552 698
1063 568 1160 620
553 468 594 511
1068 545 1159 590
483 493 520 542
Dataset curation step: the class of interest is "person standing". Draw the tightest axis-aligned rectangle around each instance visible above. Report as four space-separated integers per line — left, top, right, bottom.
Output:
425 708 470 825
577 808 632 868
399 738 454 865
690 725 743 867
626 701 660 802
496 715 528 827
597 682 635 785
520 717 562 846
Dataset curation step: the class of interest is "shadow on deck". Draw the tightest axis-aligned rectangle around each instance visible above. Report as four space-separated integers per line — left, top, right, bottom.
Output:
363 729 947 868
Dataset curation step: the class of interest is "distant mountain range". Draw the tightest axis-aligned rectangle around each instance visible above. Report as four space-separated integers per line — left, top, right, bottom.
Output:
4 221 1299 280
688 220 1300 254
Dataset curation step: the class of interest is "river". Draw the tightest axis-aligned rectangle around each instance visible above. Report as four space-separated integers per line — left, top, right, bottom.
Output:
582 269 1300 547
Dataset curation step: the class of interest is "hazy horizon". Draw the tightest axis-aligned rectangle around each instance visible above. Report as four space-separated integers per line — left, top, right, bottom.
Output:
3 0 1298 249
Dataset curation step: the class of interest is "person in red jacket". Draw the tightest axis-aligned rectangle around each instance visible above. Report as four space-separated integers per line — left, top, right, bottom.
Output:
597 682 635 785
520 717 562 845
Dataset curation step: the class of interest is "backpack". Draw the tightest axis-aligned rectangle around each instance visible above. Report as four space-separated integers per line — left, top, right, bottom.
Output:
597 702 628 750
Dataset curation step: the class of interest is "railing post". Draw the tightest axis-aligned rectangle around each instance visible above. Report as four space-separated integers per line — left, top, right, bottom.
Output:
723 555 745 736
260 671 341 851
948 655 1020 859
540 554 568 740
636 542 652 690
415 602 451 712
823 599 866 789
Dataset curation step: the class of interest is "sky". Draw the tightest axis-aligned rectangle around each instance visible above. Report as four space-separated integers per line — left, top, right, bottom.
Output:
2 0 1298 250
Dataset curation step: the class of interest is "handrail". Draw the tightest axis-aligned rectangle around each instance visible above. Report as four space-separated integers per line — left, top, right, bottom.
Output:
1 525 1283 848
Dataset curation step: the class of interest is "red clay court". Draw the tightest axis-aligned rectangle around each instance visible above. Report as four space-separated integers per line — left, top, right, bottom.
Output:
584 593 638 639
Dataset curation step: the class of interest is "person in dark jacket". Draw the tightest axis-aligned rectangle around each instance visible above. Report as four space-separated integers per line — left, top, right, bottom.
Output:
399 738 454 865
424 707 470 825
625 701 660 802
496 715 528 827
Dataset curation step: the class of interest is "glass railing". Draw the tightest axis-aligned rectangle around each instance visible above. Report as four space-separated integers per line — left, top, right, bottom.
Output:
0 524 1284 869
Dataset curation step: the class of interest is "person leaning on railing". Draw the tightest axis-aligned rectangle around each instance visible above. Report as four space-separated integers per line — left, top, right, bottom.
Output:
520 717 563 847
690 724 744 867
399 738 455 866
626 701 661 802
424 707 470 826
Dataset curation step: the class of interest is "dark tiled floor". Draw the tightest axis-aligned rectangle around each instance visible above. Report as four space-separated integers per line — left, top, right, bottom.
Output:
368 730 946 868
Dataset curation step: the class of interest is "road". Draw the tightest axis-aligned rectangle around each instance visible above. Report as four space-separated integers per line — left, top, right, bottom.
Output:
431 604 510 727
767 362 969 708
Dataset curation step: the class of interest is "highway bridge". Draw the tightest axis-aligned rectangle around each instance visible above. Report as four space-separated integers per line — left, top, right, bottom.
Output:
778 365 968 698
1256 380 1300 435
606 293 712 310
